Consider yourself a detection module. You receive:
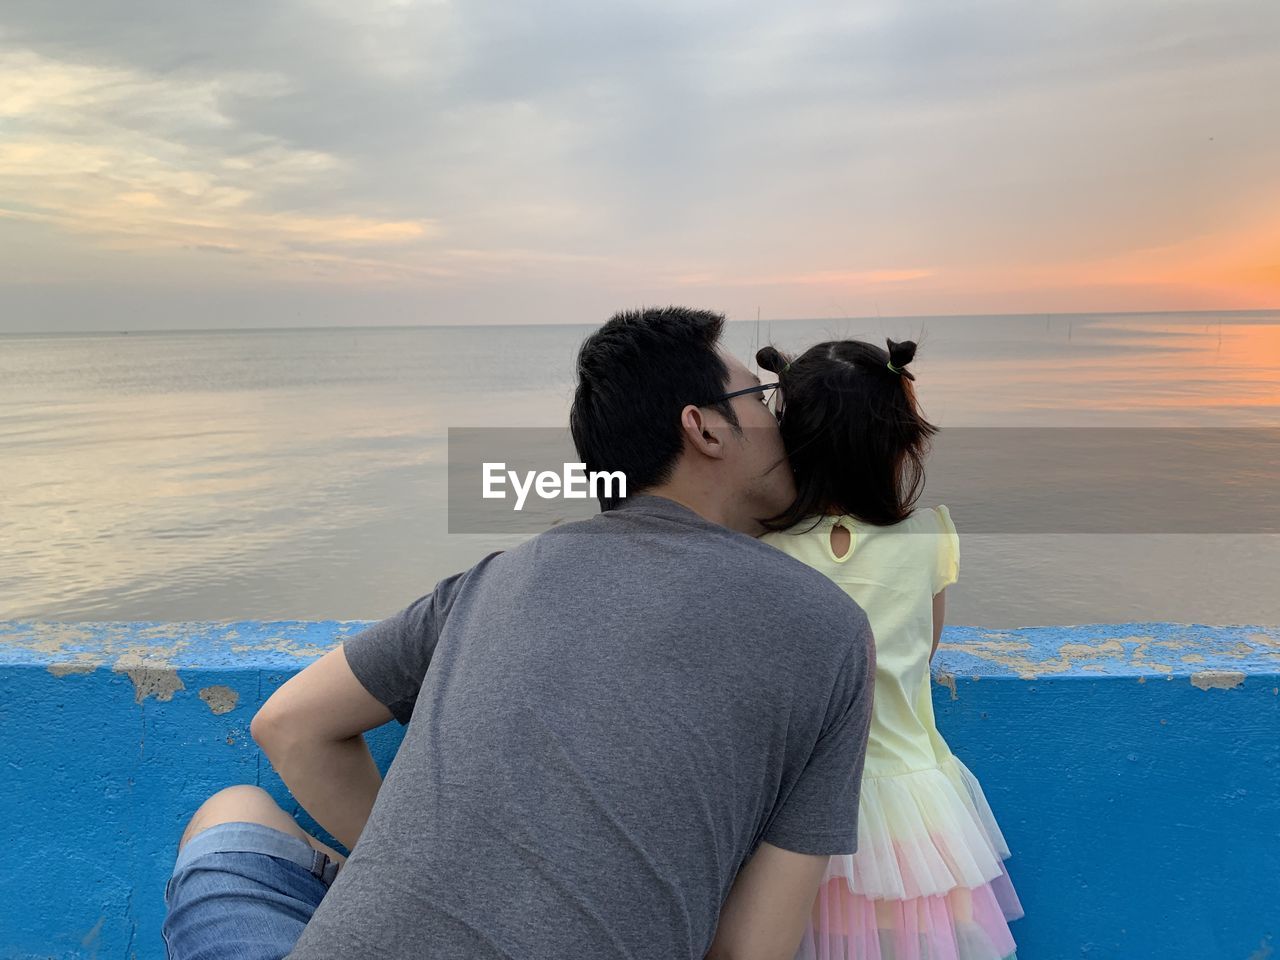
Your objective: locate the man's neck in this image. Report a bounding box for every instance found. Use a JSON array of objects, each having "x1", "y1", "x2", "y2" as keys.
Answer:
[{"x1": 637, "y1": 482, "x2": 760, "y2": 536}]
